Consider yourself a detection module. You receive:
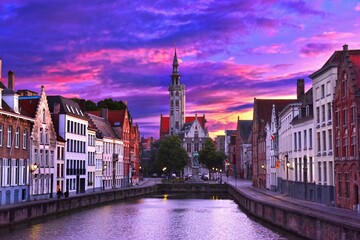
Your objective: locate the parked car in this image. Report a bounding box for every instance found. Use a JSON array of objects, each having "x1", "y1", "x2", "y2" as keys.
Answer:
[{"x1": 201, "y1": 174, "x2": 209, "y2": 181}]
